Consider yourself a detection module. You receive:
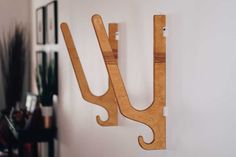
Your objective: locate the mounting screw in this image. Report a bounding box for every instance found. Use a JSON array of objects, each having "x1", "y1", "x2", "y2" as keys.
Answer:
[
  {"x1": 163, "y1": 106, "x2": 168, "y2": 117},
  {"x1": 163, "y1": 26, "x2": 168, "y2": 37},
  {"x1": 115, "y1": 32, "x2": 119, "y2": 40}
]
